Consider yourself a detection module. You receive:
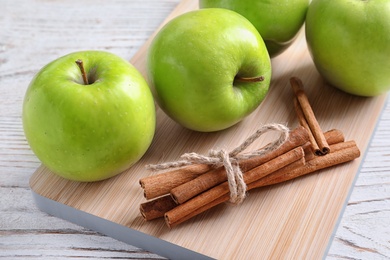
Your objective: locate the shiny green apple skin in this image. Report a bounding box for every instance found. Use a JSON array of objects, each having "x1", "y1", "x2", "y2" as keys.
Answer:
[
  {"x1": 199, "y1": 0, "x2": 309, "y2": 57},
  {"x1": 22, "y1": 51, "x2": 156, "y2": 182},
  {"x1": 306, "y1": 0, "x2": 390, "y2": 96},
  {"x1": 147, "y1": 8, "x2": 271, "y2": 132}
]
